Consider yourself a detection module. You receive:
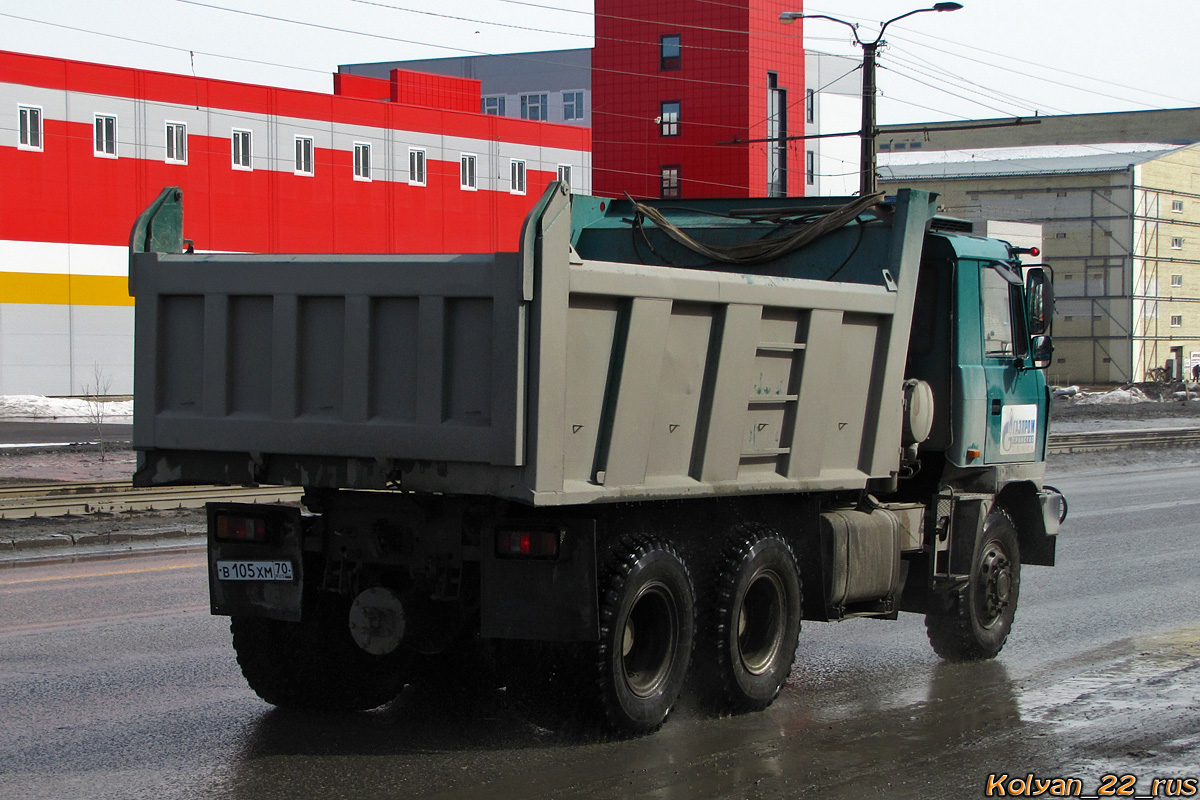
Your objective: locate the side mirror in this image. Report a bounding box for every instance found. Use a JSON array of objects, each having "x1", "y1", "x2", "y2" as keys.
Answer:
[
  {"x1": 1025, "y1": 266, "x2": 1054, "y2": 336},
  {"x1": 1028, "y1": 334, "x2": 1053, "y2": 370}
]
